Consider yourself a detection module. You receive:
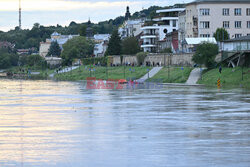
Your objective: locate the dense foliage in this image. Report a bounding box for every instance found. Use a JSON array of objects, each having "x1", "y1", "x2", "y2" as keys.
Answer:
[
  {"x1": 192, "y1": 43, "x2": 219, "y2": 69},
  {"x1": 0, "y1": 49, "x2": 18, "y2": 69},
  {"x1": 122, "y1": 37, "x2": 141, "y2": 55},
  {"x1": 106, "y1": 29, "x2": 122, "y2": 55},
  {"x1": 61, "y1": 36, "x2": 94, "y2": 65},
  {"x1": 47, "y1": 41, "x2": 61, "y2": 57},
  {"x1": 213, "y1": 28, "x2": 229, "y2": 41}
]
